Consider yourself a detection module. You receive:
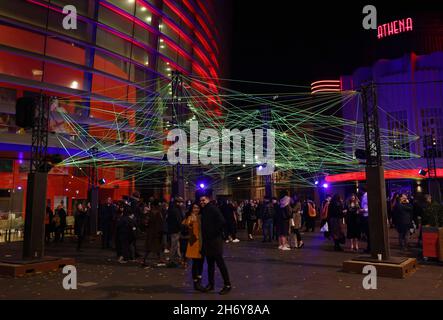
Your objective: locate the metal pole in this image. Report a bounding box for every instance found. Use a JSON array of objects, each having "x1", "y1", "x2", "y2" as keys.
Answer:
[
  {"x1": 361, "y1": 83, "x2": 391, "y2": 260},
  {"x1": 171, "y1": 71, "x2": 185, "y2": 198},
  {"x1": 23, "y1": 95, "x2": 50, "y2": 260}
]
